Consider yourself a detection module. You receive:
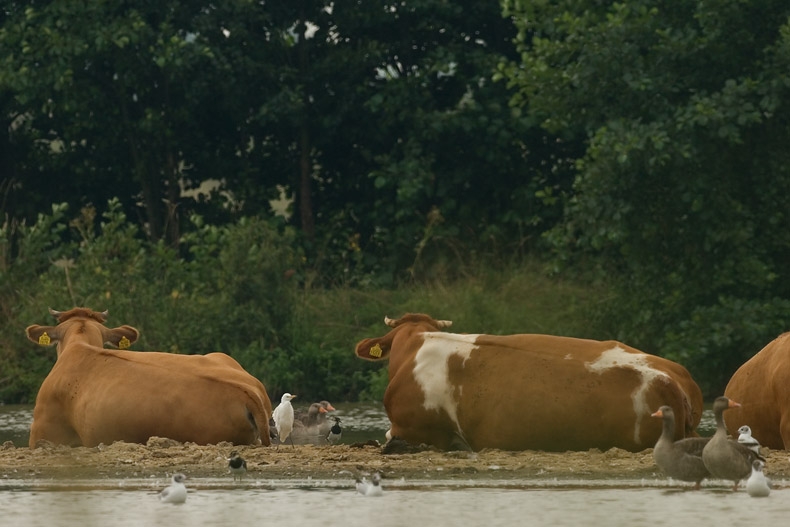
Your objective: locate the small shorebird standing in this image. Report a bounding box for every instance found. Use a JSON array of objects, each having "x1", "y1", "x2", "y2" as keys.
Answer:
[
  {"x1": 228, "y1": 450, "x2": 247, "y2": 481},
  {"x1": 327, "y1": 416, "x2": 343, "y2": 445}
]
